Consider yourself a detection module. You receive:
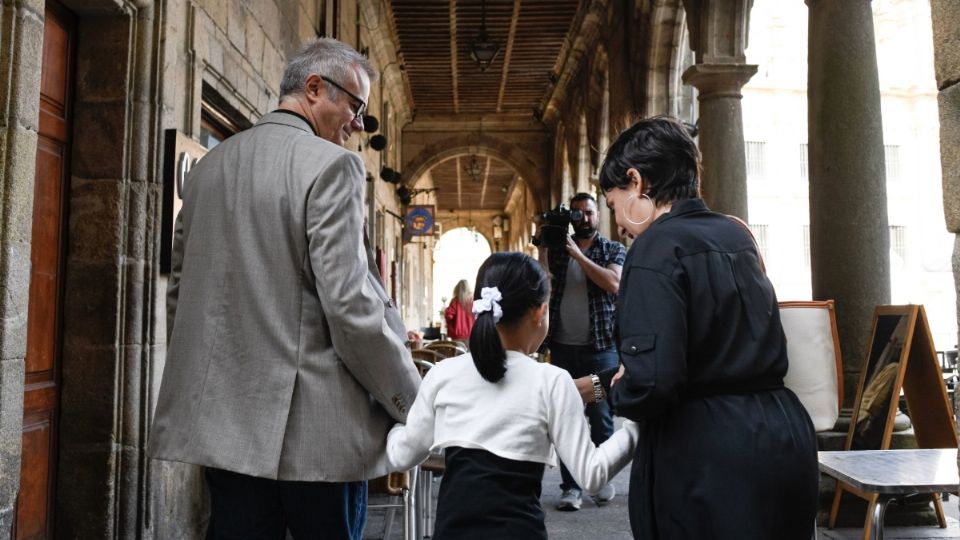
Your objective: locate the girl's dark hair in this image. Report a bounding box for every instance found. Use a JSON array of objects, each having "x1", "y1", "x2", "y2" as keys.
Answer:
[
  {"x1": 598, "y1": 115, "x2": 701, "y2": 205},
  {"x1": 469, "y1": 252, "x2": 550, "y2": 382}
]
